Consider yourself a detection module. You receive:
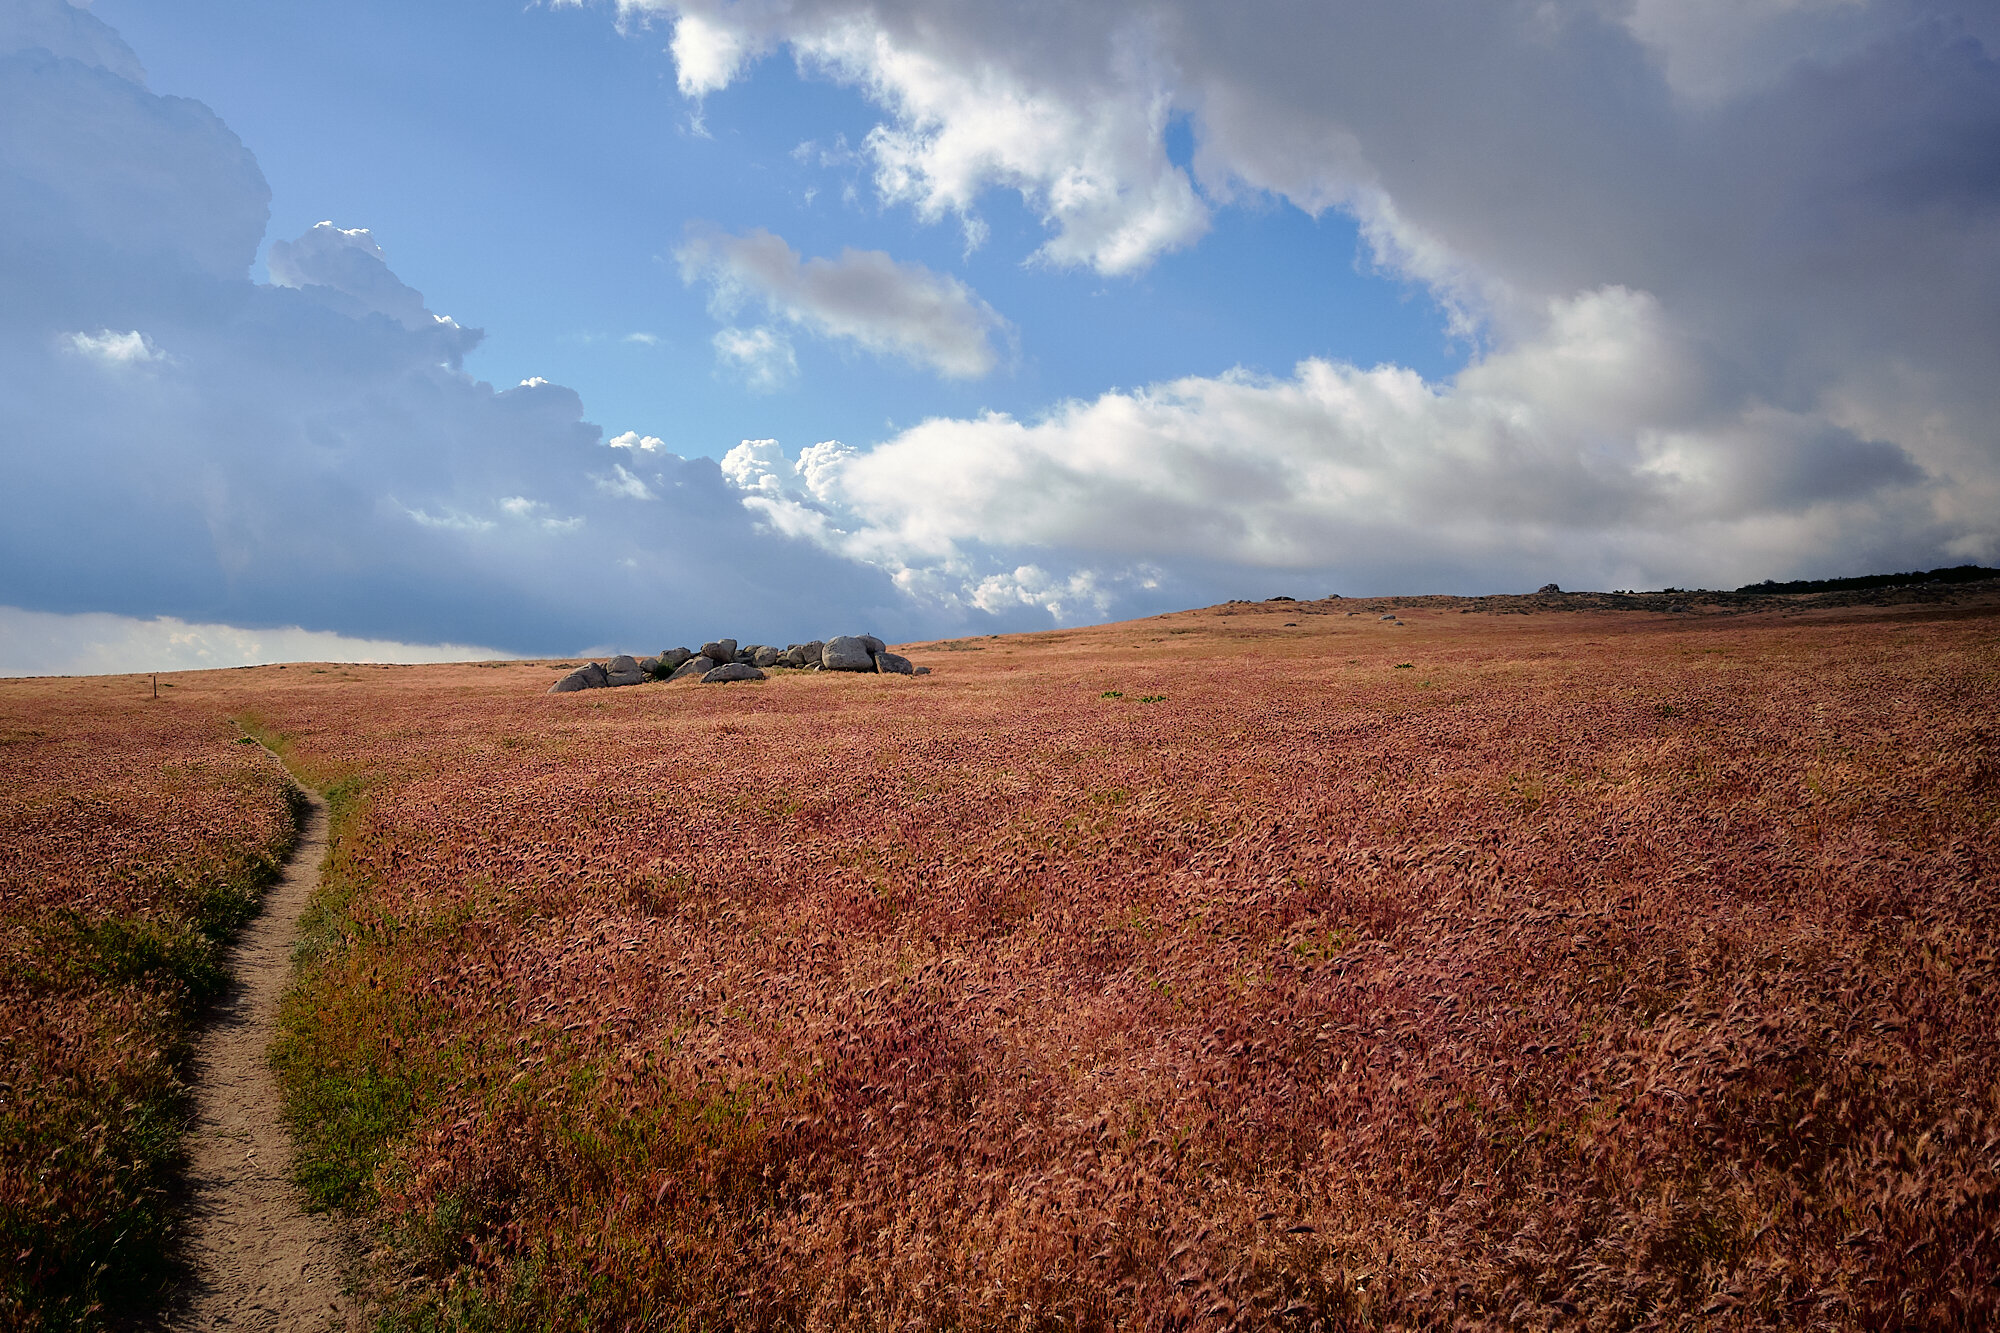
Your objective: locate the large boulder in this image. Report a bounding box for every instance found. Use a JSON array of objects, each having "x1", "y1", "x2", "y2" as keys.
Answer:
[
  {"x1": 874, "y1": 651, "x2": 915, "y2": 675},
  {"x1": 658, "y1": 647, "x2": 693, "y2": 672},
  {"x1": 700, "y1": 639, "x2": 737, "y2": 664},
  {"x1": 547, "y1": 662, "x2": 609, "y2": 693},
  {"x1": 605, "y1": 654, "x2": 647, "y2": 687},
  {"x1": 821, "y1": 636, "x2": 875, "y2": 672},
  {"x1": 637, "y1": 655, "x2": 661, "y2": 676},
  {"x1": 859, "y1": 634, "x2": 886, "y2": 655},
  {"x1": 702, "y1": 663, "x2": 767, "y2": 683},
  {"x1": 668, "y1": 655, "x2": 715, "y2": 681},
  {"x1": 748, "y1": 645, "x2": 780, "y2": 667}
]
